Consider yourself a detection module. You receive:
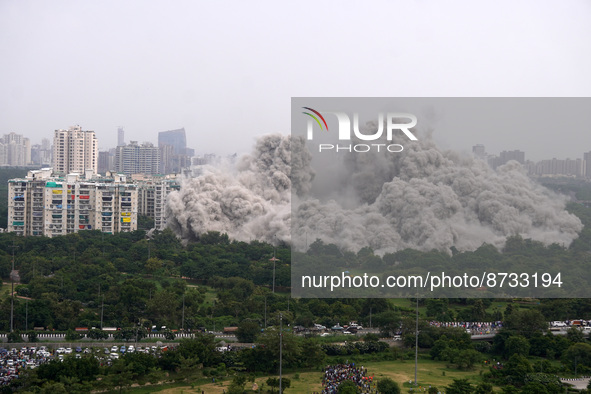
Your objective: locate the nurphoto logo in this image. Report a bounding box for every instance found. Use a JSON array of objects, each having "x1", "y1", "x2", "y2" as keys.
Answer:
[{"x1": 302, "y1": 107, "x2": 418, "y2": 153}]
